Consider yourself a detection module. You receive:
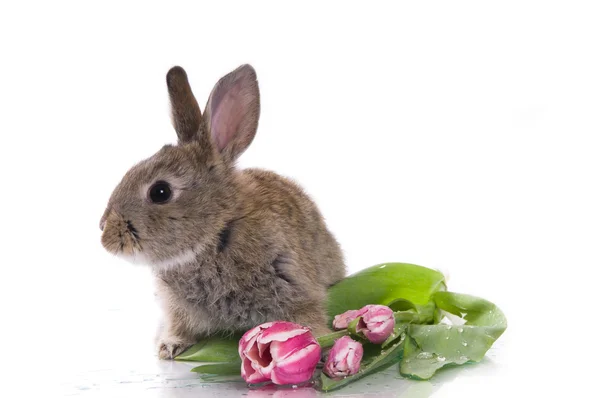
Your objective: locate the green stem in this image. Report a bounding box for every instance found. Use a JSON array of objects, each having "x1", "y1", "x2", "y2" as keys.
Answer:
[
  {"x1": 316, "y1": 330, "x2": 349, "y2": 348},
  {"x1": 394, "y1": 310, "x2": 421, "y2": 323}
]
